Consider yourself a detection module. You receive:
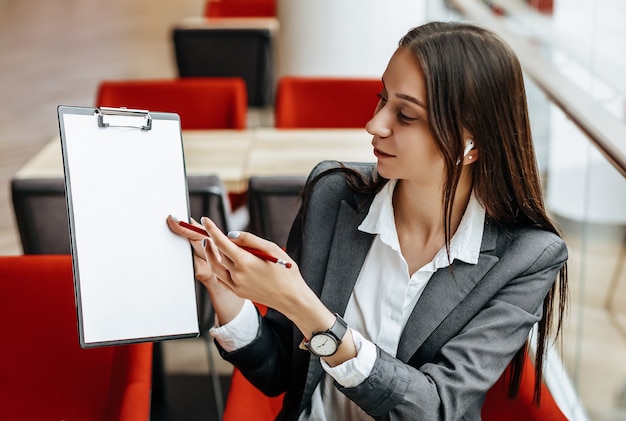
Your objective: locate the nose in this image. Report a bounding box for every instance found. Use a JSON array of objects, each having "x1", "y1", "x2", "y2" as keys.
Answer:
[{"x1": 366, "y1": 106, "x2": 391, "y2": 138}]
